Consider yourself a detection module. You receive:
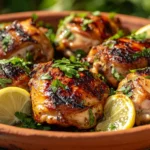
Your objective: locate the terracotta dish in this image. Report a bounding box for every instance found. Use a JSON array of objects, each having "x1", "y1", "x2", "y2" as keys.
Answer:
[{"x1": 0, "y1": 11, "x2": 150, "y2": 150}]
